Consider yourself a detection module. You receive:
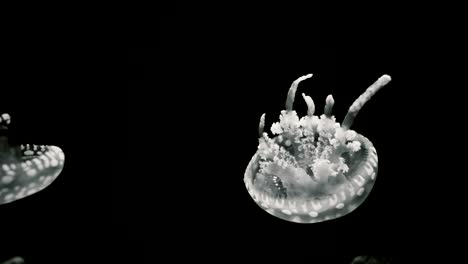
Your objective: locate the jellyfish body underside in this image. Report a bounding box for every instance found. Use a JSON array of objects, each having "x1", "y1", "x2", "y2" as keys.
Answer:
[
  {"x1": 244, "y1": 134, "x2": 378, "y2": 223},
  {"x1": 0, "y1": 113, "x2": 65, "y2": 205}
]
